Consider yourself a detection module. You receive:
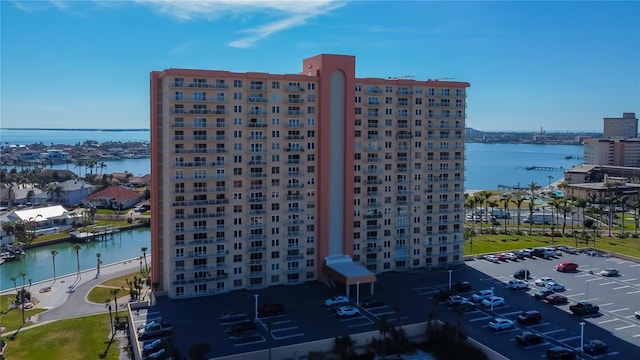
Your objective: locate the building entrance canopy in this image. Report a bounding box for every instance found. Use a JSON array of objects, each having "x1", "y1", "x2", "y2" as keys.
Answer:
[{"x1": 324, "y1": 255, "x2": 376, "y2": 286}]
